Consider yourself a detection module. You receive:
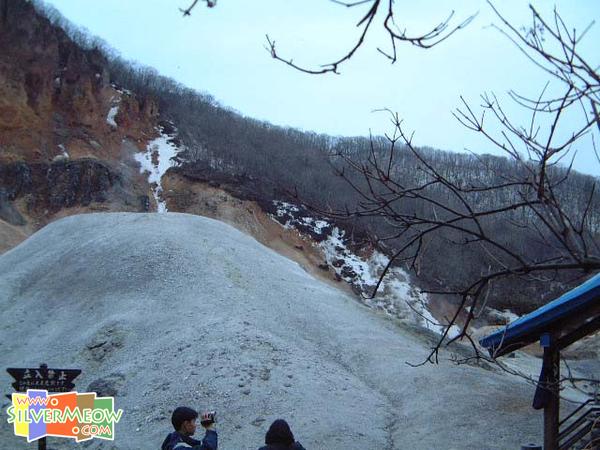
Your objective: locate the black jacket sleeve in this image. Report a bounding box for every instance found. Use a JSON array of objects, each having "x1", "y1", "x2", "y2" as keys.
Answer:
[
  {"x1": 166, "y1": 430, "x2": 218, "y2": 450},
  {"x1": 191, "y1": 429, "x2": 218, "y2": 450}
]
